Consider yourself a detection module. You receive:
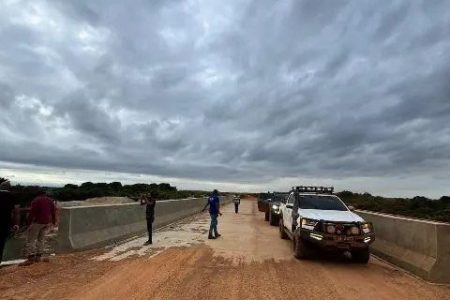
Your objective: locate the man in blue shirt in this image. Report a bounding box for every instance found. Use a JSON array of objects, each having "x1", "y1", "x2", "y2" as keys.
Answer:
[{"x1": 202, "y1": 189, "x2": 222, "y2": 239}]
